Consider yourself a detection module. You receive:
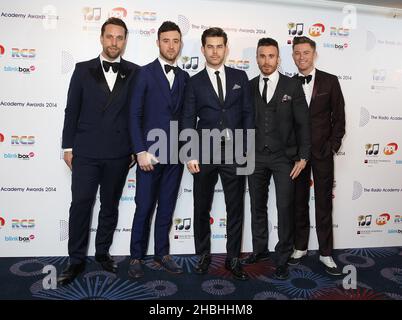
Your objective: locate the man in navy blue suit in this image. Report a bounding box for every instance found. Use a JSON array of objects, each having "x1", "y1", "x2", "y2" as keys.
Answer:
[
  {"x1": 58, "y1": 18, "x2": 139, "y2": 285},
  {"x1": 128, "y1": 21, "x2": 189, "y2": 278},
  {"x1": 182, "y1": 27, "x2": 254, "y2": 281}
]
